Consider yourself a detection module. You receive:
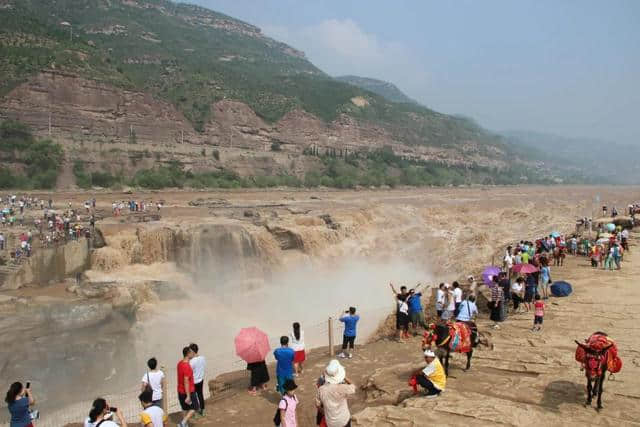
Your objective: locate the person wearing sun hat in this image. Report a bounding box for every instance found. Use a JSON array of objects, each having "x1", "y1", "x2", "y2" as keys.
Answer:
[
  {"x1": 416, "y1": 349, "x2": 446, "y2": 398},
  {"x1": 315, "y1": 360, "x2": 356, "y2": 427}
]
